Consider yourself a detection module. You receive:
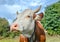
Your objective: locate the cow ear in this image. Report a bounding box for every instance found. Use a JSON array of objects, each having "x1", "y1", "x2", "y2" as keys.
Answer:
[
  {"x1": 33, "y1": 13, "x2": 44, "y2": 21},
  {"x1": 38, "y1": 12, "x2": 44, "y2": 19},
  {"x1": 33, "y1": 14, "x2": 36, "y2": 19}
]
